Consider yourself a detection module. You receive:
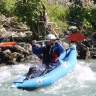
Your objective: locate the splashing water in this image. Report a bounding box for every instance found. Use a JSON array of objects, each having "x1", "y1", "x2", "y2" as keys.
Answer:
[{"x1": 0, "y1": 60, "x2": 96, "y2": 96}]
